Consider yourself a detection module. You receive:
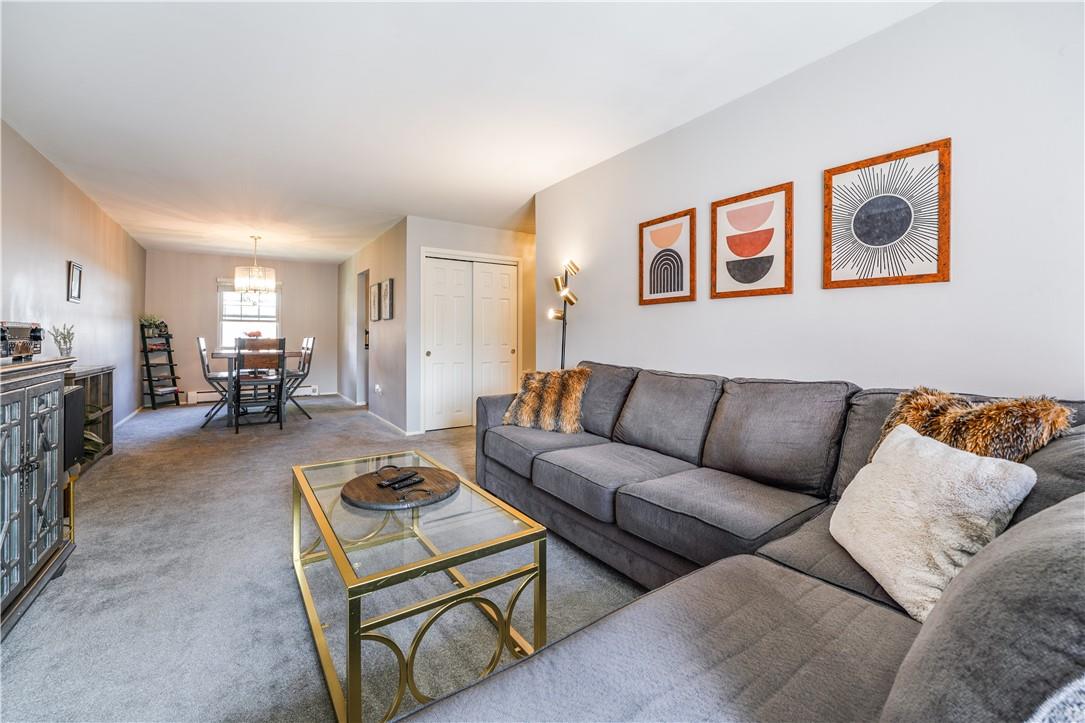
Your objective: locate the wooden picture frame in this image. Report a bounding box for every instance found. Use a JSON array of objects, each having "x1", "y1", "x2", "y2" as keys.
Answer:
[
  {"x1": 369, "y1": 283, "x2": 380, "y2": 322},
  {"x1": 711, "y1": 182, "x2": 793, "y2": 299},
  {"x1": 66, "y1": 261, "x2": 82, "y2": 303},
  {"x1": 823, "y1": 138, "x2": 951, "y2": 289},
  {"x1": 638, "y1": 208, "x2": 696, "y2": 305}
]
